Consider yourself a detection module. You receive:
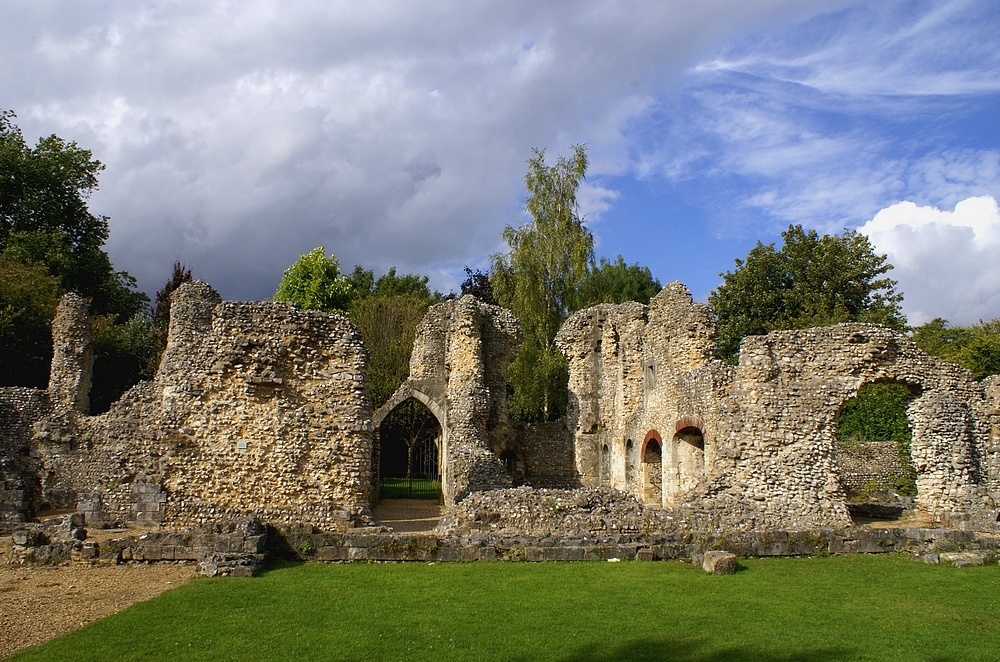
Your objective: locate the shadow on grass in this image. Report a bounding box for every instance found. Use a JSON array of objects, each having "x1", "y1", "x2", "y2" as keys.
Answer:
[{"x1": 554, "y1": 637, "x2": 849, "y2": 662}]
